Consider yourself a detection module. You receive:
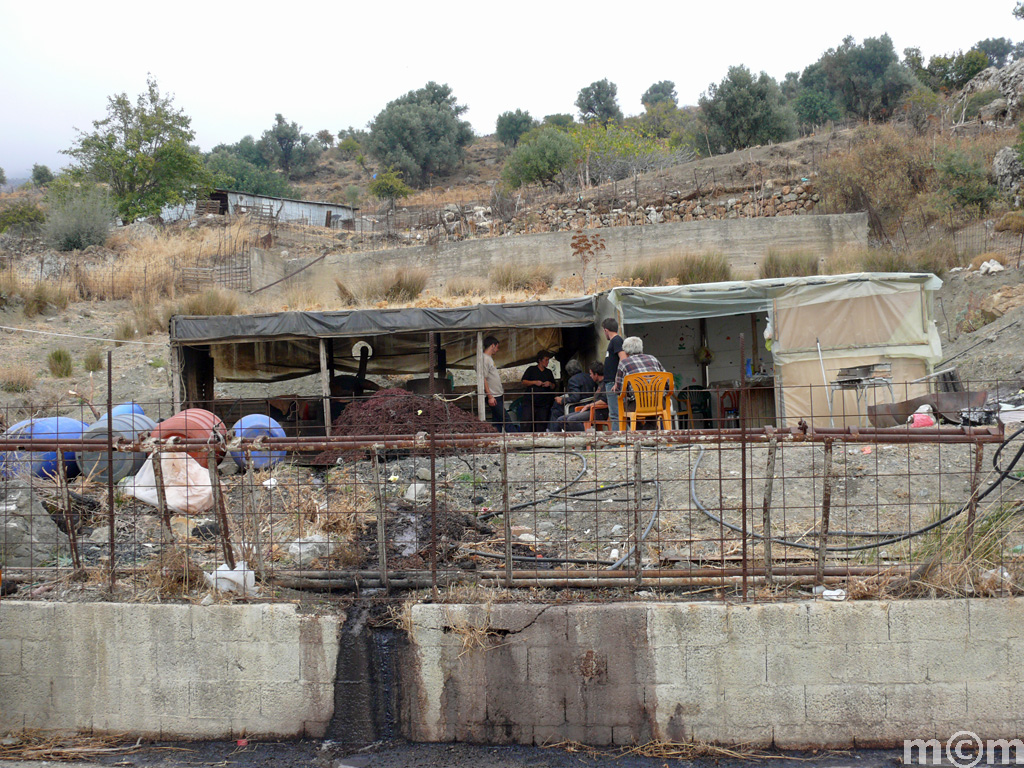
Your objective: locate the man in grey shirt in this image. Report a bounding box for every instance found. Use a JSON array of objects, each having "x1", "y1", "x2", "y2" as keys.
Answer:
[{"x1": 481, "y1": 336, "x2": 509, "y2": 431}]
